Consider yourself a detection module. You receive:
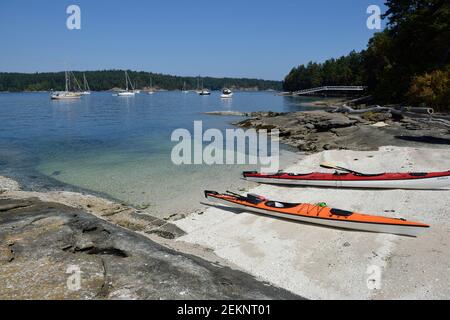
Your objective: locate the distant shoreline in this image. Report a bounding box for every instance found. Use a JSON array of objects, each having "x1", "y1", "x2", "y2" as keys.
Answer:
[
  {"x1": 0, "y1": 89, "x2": 282, "y2": 94},
  {"x1": 0, "y1": 70, "x2": 283, "y2": 92}
]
